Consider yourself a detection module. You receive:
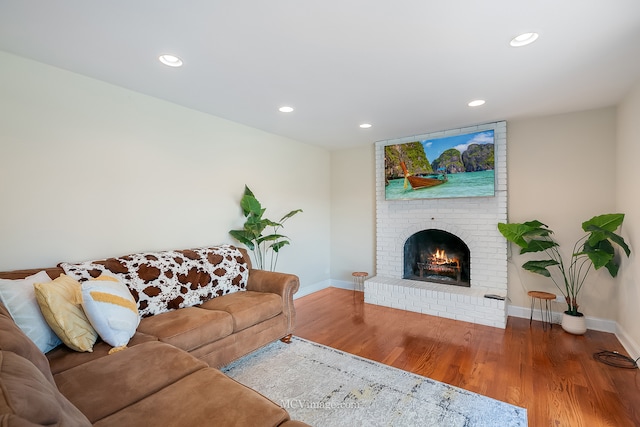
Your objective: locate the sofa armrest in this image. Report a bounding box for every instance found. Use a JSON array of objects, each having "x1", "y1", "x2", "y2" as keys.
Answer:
[{"x1": 246, "y1": 270, "x2": 299, "y2": 336}]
